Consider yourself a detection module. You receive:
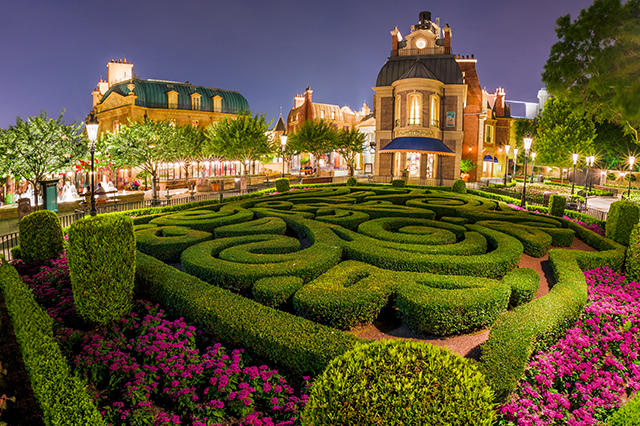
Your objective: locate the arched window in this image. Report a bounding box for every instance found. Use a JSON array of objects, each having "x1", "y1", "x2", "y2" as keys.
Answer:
[
  {"x1": 395, "y1": 95, "x2": 401, "y2": 127},
  {"x1": 408, "y1": 93, "x2": 421, "y2": 126},
  {"x1": 430, "y1": 95, "x2": 439, "y2": 127}
]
